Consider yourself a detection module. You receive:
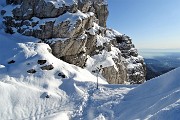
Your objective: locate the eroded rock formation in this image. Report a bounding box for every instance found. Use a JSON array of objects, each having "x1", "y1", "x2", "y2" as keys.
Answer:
[{"x1": 1, "y1": 0, "x2": 146, "y2": 84}]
